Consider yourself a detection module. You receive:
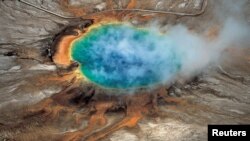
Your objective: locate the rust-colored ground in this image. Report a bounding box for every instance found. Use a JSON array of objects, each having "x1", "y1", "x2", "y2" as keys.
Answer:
[{"x1": 53, "y1": 34, "x2": 81, "y2": 67}]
